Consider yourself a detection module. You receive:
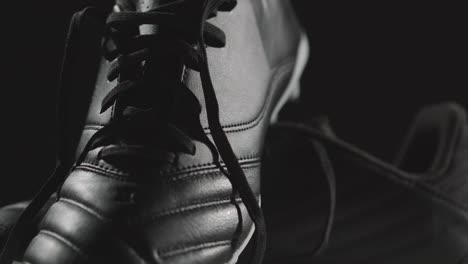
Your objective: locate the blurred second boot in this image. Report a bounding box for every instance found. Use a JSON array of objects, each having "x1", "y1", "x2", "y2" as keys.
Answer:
[{"x1": 241, "y1": 102, "x2": 468, "y2": 264}]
